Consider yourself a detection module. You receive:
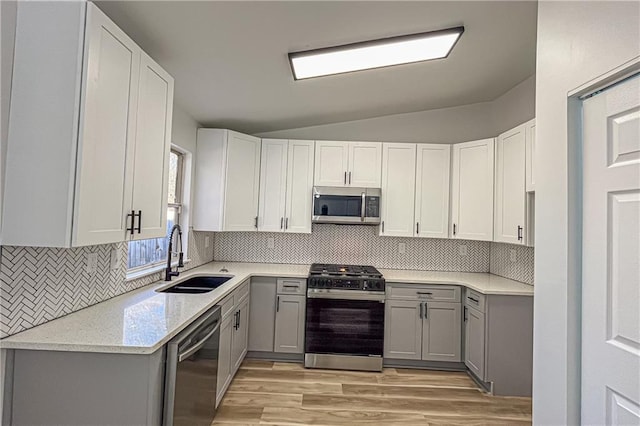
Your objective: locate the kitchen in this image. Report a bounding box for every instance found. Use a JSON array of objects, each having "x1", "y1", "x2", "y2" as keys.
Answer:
[{"x1": 1, "y1": 1, "x2": 639, "y2": 426}]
